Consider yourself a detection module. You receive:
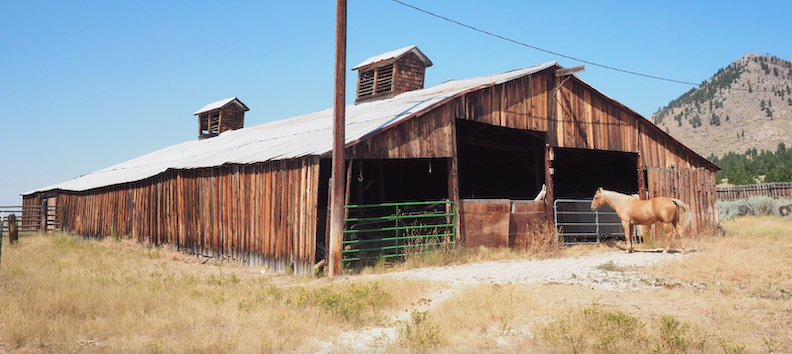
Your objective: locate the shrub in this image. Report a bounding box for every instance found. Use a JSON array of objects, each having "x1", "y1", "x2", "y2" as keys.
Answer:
[
  {"x1": 295, "y1": 281, "x2": 391, "y2": 324},
  {"x1": 717, "y1": 196, "x2": 786, "y2": 221},
  {"x1": 396, "y1": 310, "x2": 444, "y2": 351}
]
